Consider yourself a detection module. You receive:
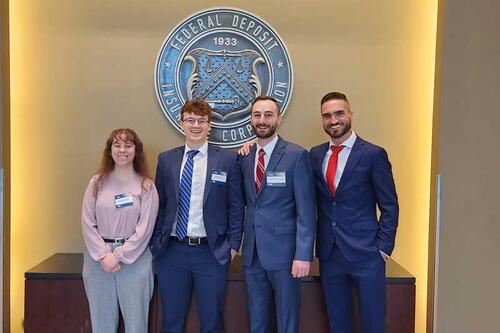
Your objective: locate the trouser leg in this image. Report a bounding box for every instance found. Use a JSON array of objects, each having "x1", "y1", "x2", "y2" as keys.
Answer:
[
  {"x1": 244, "y1": 249, "x2": 273, "y2": 333},
  {"x1": 155, "y1": 241, "x2": 193, "y2": 333},
  {"x1": 268, "y1": 269, "x2": 301, "y2": 333},
  {"x1": 116, "y1": 248, "x2": 154, "y2": 333},
  {"x1": 352, "y1": 253, "x2": 387, "y2": 333},
  {"x1": 319, "y1": 247, "x2": 355, "y2": 333},
  {"x1": 83, "y1": 250, "x2": 120, "y2": 333},
  {"x1": 192, "y1": 244, "x2": 228, "y2": 333}
]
